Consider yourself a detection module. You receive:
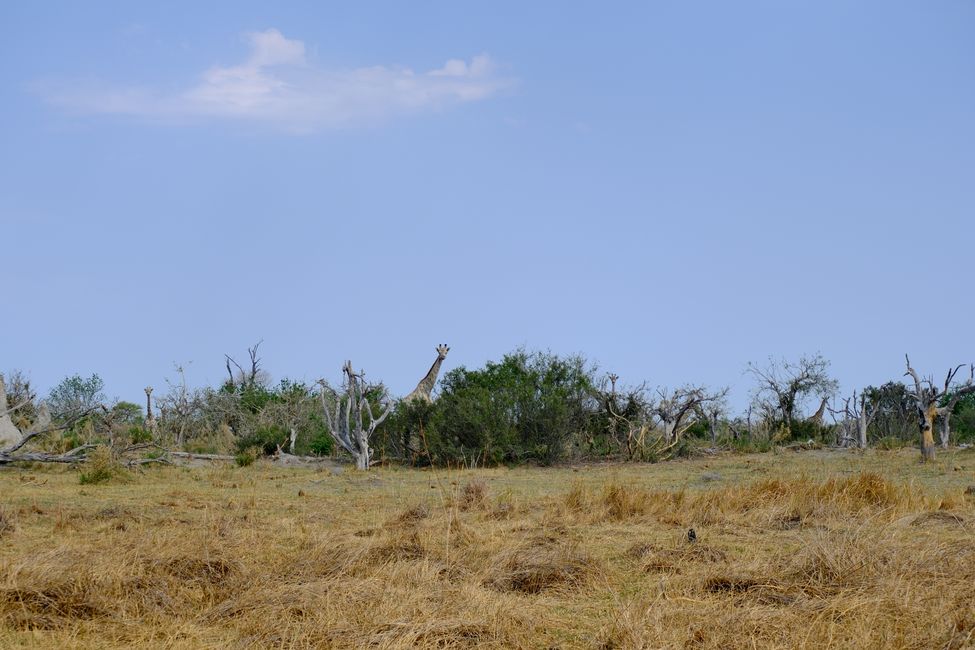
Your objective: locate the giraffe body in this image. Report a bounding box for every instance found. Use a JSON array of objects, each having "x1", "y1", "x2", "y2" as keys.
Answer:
[
  {"x1": 404, "y1": 344, "x2": 450, "y2": 403},
  {"x1": 806, "y1": 396, "x2": 829, "y2": 426}
]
